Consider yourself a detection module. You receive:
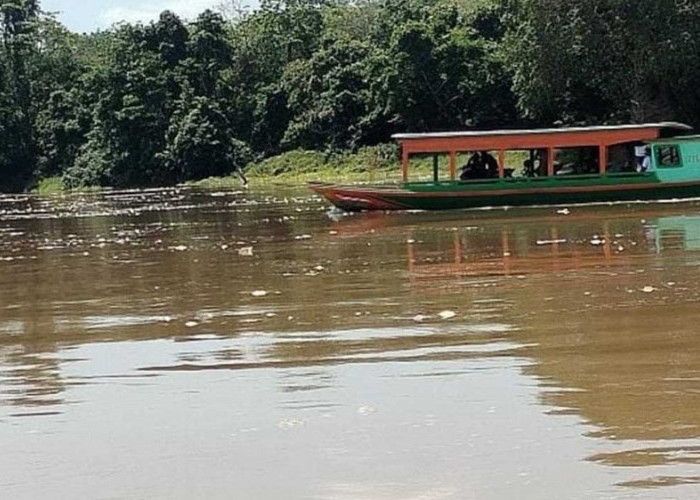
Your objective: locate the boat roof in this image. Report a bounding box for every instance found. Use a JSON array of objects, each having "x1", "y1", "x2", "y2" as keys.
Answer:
[
  {"x1": 651, "y1": 133, "x2": 700, "y2": 143},
  {"x1": 393, "y1": 123, "x2": 693, "y2": 154},
  {"x1": 392, "y1": 122, "x2": 692, "y2": 140}
]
